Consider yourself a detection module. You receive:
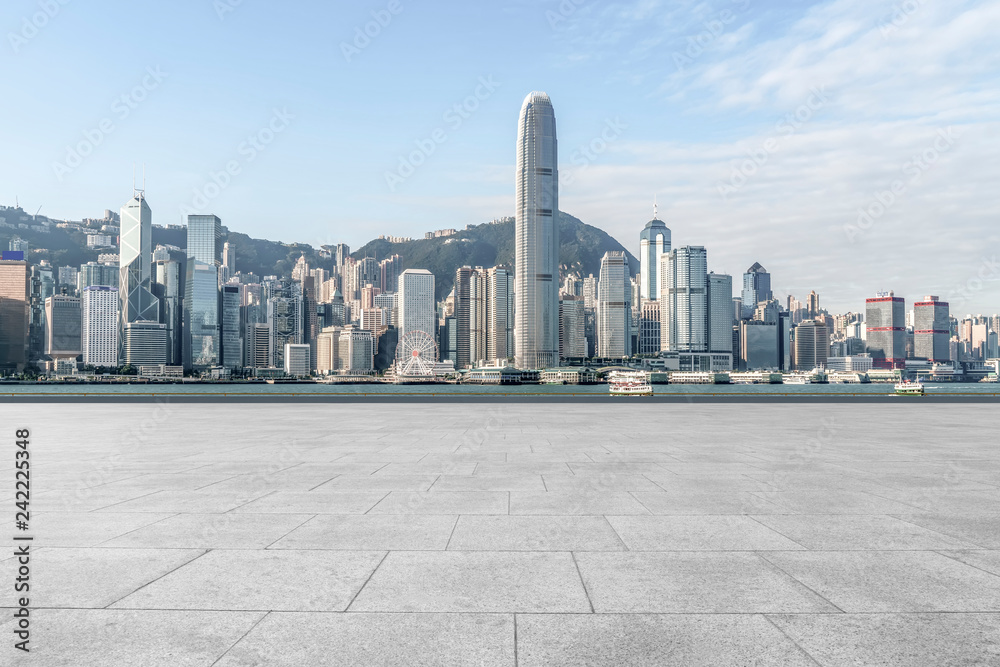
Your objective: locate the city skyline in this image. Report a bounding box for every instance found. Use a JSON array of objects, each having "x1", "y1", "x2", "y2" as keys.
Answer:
[{"x1": 2, "y1": 1, "x2": 997, "y2": 314}]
